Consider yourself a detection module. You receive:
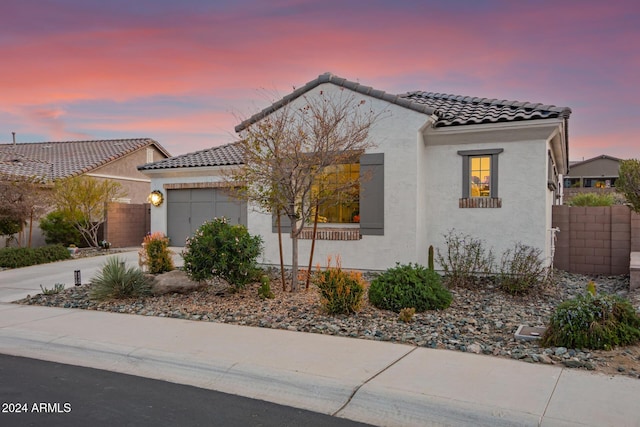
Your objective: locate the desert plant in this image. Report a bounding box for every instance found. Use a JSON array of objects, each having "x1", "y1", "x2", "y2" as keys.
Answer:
[
  {"x1": 258, "y1": 275, "x2": 275, "y2": 299},
  {"x1": 182, "y1": 218, "x2": 263, "y2": 290},
  {"x1": 313, "y1": 256, "x2": 365, "y2": 315},
  {"x1": 497, "y1": 243, "x2": 550, "y2": 295},
  {"x1": 541, "y1": 292, "x2": 640, "y2": 350},
  {"x1": 568, "y1": 192, "x2": 614, "y2": 207},
  {"x1": 399, "y1": 307, "x2": 416, "y2": 323},
  {"x1": 368, "y1": 263, "x2": 452, "y2": 313},
  {"x1": 436, "y1": 230, "x2": 494, "y2": 288},
  {"x1": 39, "y1": 210, "x2": 86, "y2": 247},
  {"x1": 89, "y1": 256, "x2": 151, "y2": 300},
  {"x1": 40, "y1": 283, "x2": 65, "y2": 295},
  {"x1": 139, "y1": 232, "x2": 174, "y2": 274},
  {"x1": 616, "y1": 158, "x2": 640, "y2": 213},
  {"x1": 0, "y1": 245, "x2": 71, "y2": 268}
]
